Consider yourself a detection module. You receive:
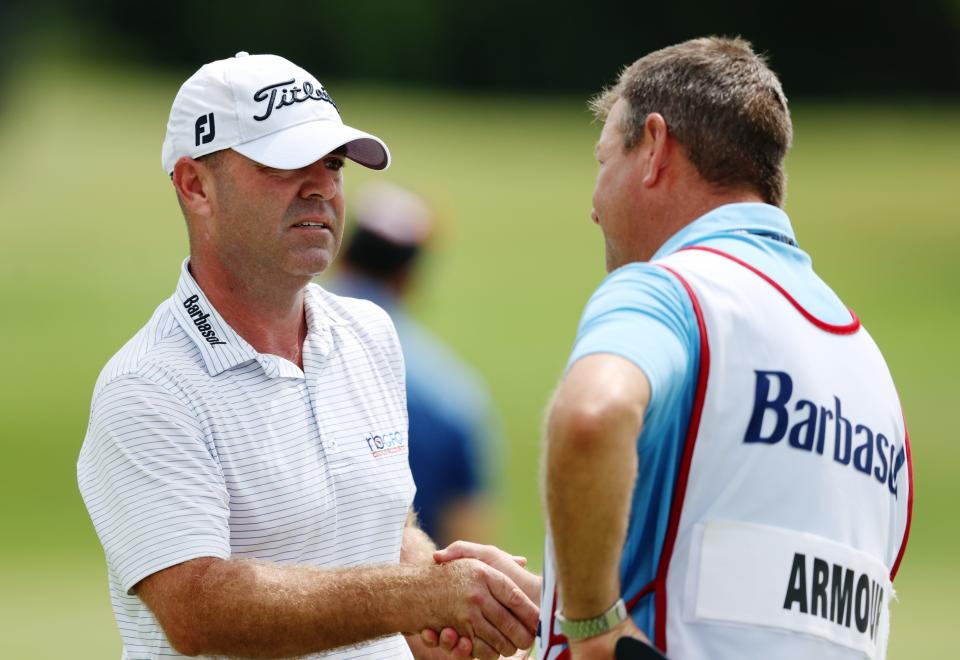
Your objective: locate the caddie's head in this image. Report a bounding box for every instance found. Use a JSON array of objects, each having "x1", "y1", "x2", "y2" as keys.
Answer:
[
  {"x1": 590, "y1": 37, "x2": 792, "y2": 271},
  {"x1": 161, "y1": 52, "x2": 391, "y2": 284}
]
